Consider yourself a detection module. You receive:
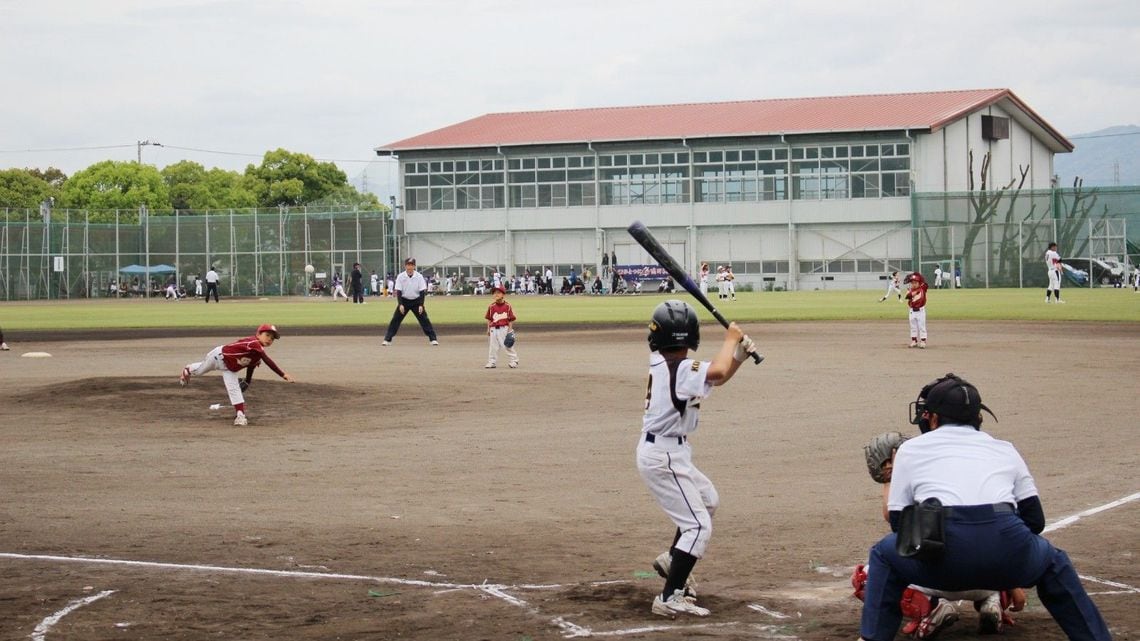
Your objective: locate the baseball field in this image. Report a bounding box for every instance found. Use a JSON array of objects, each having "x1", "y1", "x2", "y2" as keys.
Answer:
[{"x1": 1, "y1": 289, "x2": 1137, "y2": 640}]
